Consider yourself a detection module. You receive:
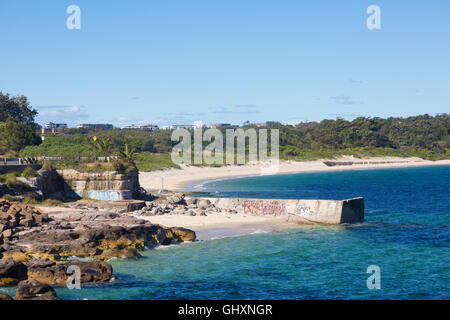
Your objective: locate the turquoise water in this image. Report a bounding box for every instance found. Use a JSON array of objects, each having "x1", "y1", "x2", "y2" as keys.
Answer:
[{"x1": 2, "y1": 166, "x2": 449, "y2": 299}]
